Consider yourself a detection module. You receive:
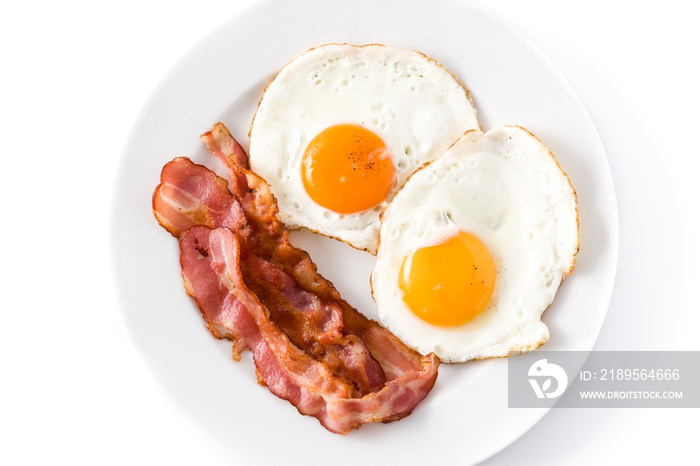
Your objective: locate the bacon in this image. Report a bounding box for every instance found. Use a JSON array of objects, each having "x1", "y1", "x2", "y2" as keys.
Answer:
[
  {"x1": 200, "y1": 122, "x2": 249, "y2": 170},
  {"x1": 180, "y1": 226, "x2": 438, "y2": 433},
  {"x1": 154, "y1": 157, "x2": 387, "y2": 394},
  {"x1": 180, "y1": 226, "x2": 356, "y2": 433},
  {"x1": 200, "y1": 124, "x2": 439, "y2": 382},
  {"x1": 153, "y1": 123, "x2": 440, "y2": 433},
  {"x1": 200, "y1": 123, "x2": 250, "y2": 199},
  {"x1": 240, "y1": 254, "x2": 386, "y2": 394},
  {"x1": 152, "y1": 157, "x2": 248, "y2": 237}
]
